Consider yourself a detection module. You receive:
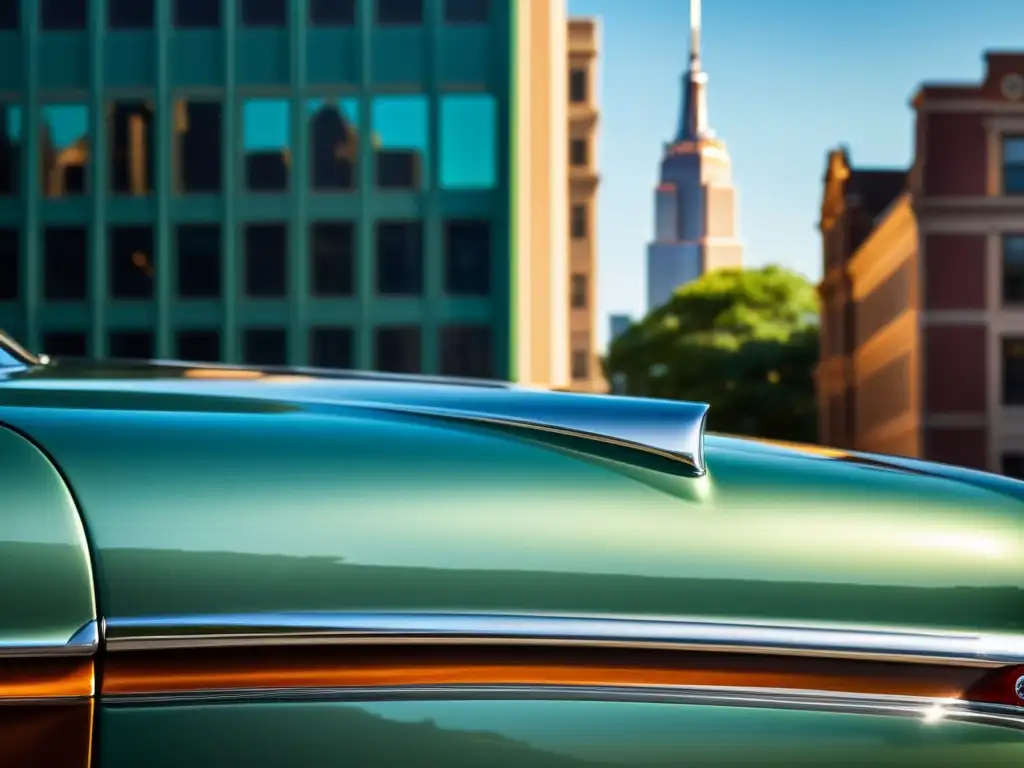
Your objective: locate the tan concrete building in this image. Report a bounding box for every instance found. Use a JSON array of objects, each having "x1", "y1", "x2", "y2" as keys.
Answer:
[
  {"x1": 566, "y1": 16, "x2": 603, "y2": 392},
  {"x1": 815, "y1": 51, "x2": 1024, "y2": 473}
]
